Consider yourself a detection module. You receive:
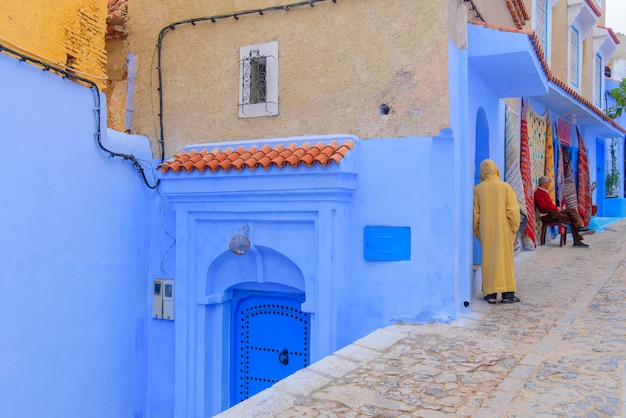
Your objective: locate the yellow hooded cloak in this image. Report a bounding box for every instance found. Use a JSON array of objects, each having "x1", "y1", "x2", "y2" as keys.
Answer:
[{"x1": 473, "y1": 159, "x2": 521, "y2": 295}]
